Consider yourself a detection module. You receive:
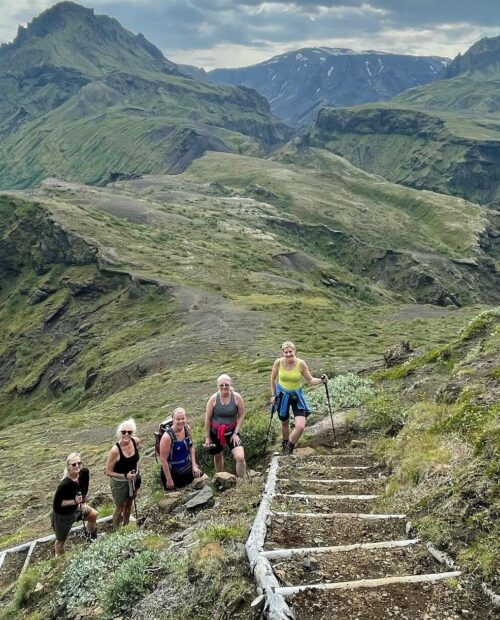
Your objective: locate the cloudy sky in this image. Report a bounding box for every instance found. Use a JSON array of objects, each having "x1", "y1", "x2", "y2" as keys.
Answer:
[{"x1": 1, "y1": 1, "x2": 499, "y2": 68}]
